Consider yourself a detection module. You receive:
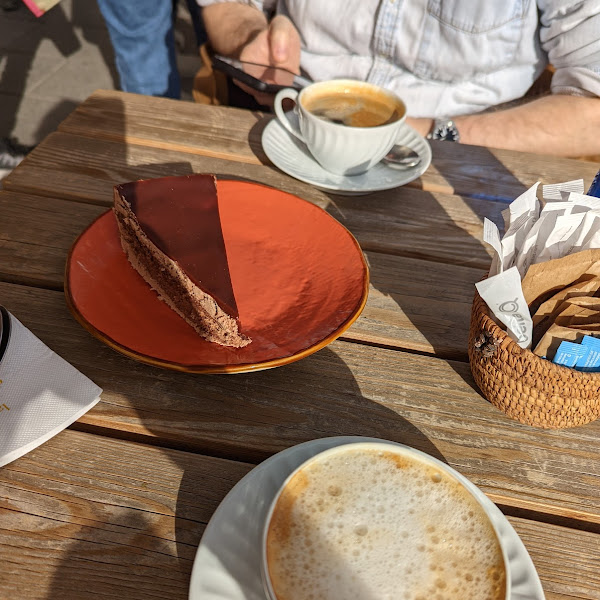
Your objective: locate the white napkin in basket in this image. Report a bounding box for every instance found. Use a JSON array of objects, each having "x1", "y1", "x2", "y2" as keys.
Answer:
[{"x1": 0, "y1": 310, "x2": 102, "y2": 467}]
